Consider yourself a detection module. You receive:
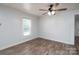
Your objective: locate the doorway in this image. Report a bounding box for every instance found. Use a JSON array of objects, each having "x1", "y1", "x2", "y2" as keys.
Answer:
[{"x1": 75, "y1": 15, "x2": 79, "y2": 54}]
